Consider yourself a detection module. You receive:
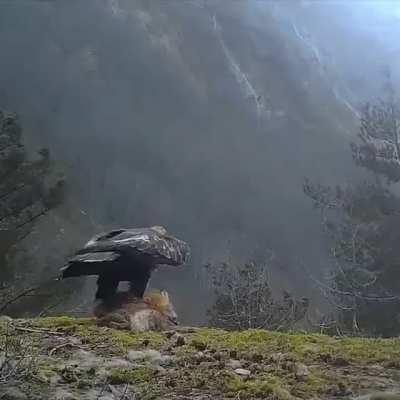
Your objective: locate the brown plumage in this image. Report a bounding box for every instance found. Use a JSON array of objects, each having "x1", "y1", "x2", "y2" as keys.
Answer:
[
  {"x1": 60, "y1": 226, "x2": 190, "y2": 300},
  {"x1": 94, "y1": 290, "x2": 178, "y2": 332}
]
